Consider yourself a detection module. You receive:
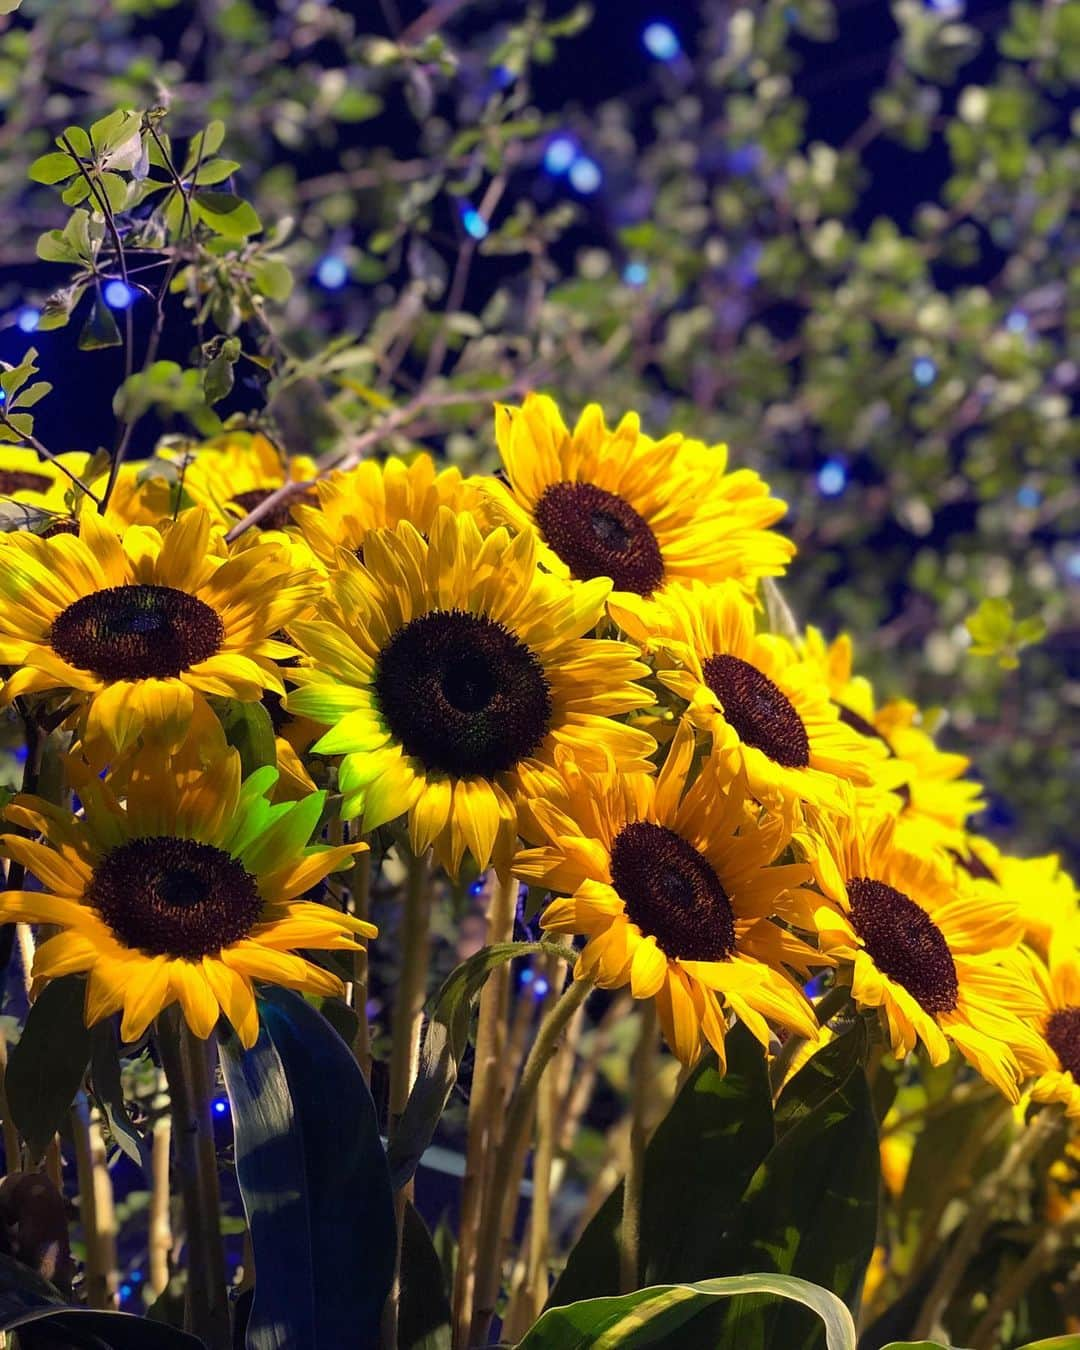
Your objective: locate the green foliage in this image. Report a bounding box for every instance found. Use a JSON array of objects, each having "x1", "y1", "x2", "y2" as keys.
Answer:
[
  {"x1": 4, "y1": 976, "x2": 90, "y2": 1162},
  {"x1": 965, "y1": 597, "x2": 1047, "y2": 668}
]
